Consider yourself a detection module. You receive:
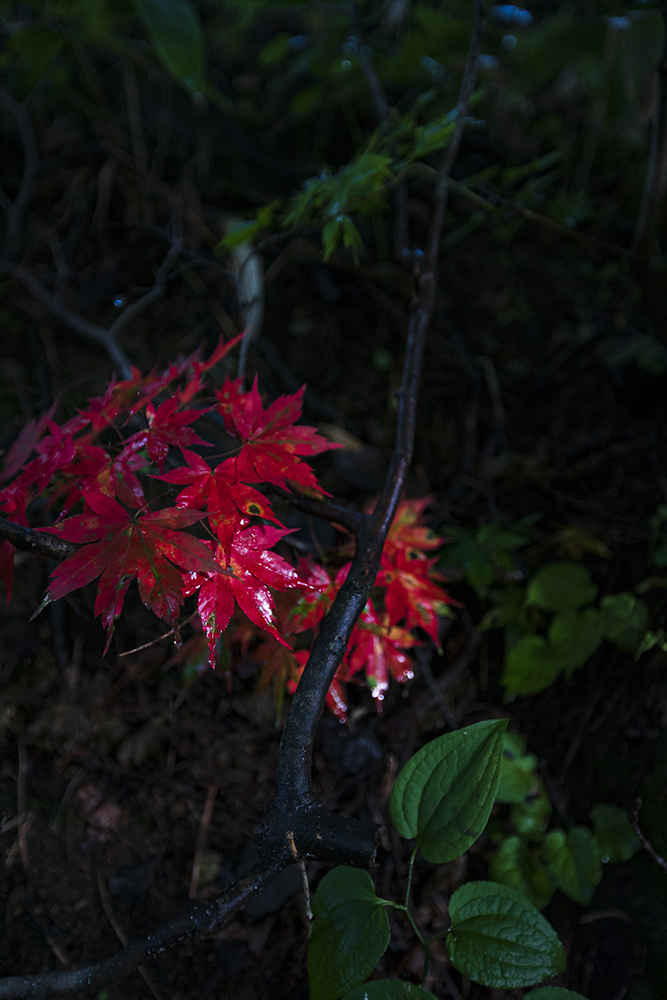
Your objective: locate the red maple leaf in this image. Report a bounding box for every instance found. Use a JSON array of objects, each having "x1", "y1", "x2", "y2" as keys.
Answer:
[
  {"x1": 183, "y1": 524, "x2": 304, "y2": 668},
  {"x1": 382, "y1": 496, "x2": 444, "y2": 560},
  {"x1": 155, "y1": 450, "x2": 280, "y2": 553},
  {"x1": 378, "y1": 547, "x2": 455, "y2": 649},
  {"x1": 39, "y1": 492, "x2": 224, "y2": 651},
  {"x1": 346, "y1": 600, "x2": 418, "y2": 709},
  {"x1": 216, "y1": 375, "x2": 340, "y2": 493},
  {"x1": 0, "y1": 402, "x2": 57, "y2": 484},
  {"x1": 124, "y1": 397, "x2": 212, "y2": 471}
]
